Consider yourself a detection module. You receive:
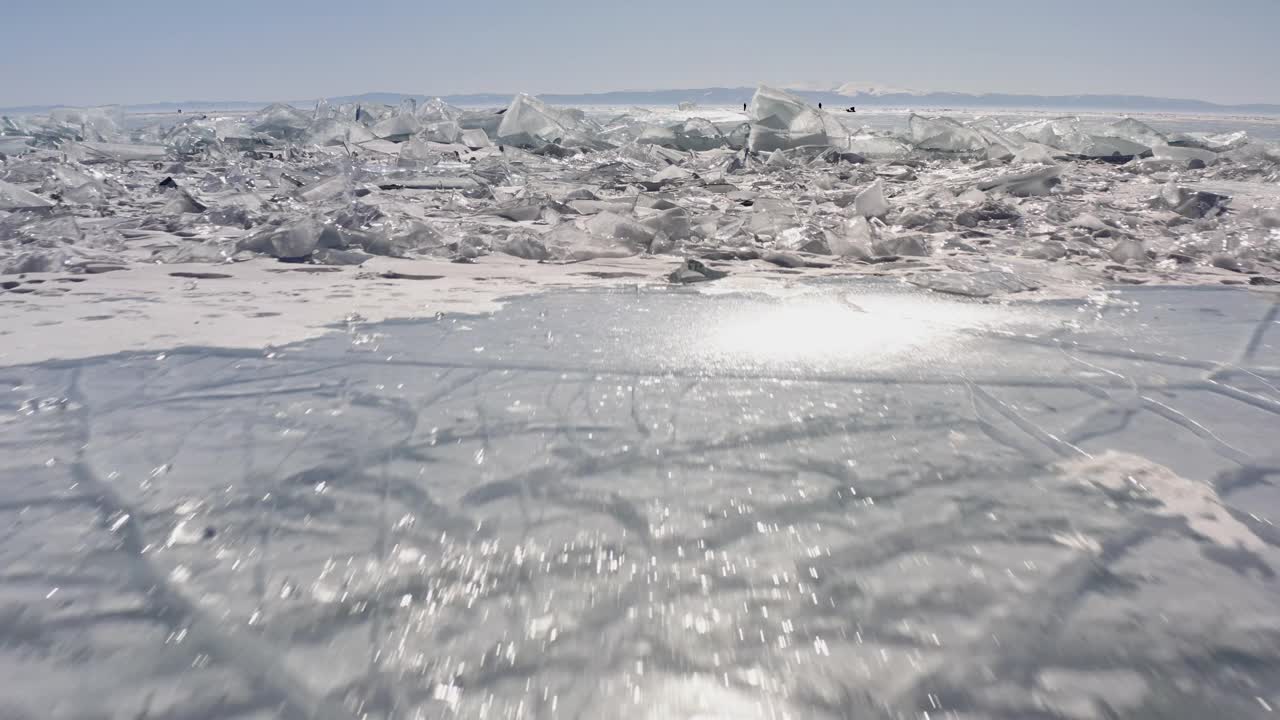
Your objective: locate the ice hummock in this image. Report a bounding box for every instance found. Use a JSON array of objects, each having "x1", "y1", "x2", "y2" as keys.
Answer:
[
  {"x1": 496, "y1": 93, "x2": 606, "y2": 149},
  {"x1": 0, "y1": 179, "x2": 54, "y2": 211},
  {"x1": 909, "y1": 114, "x2": 991, "y2": 153},
  {"x1": 747, "y1": 85, "x2": 848, "y2": 152},
  {"x1": 0, "y1": 94, "x2": 1277, "y2": 283}
]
